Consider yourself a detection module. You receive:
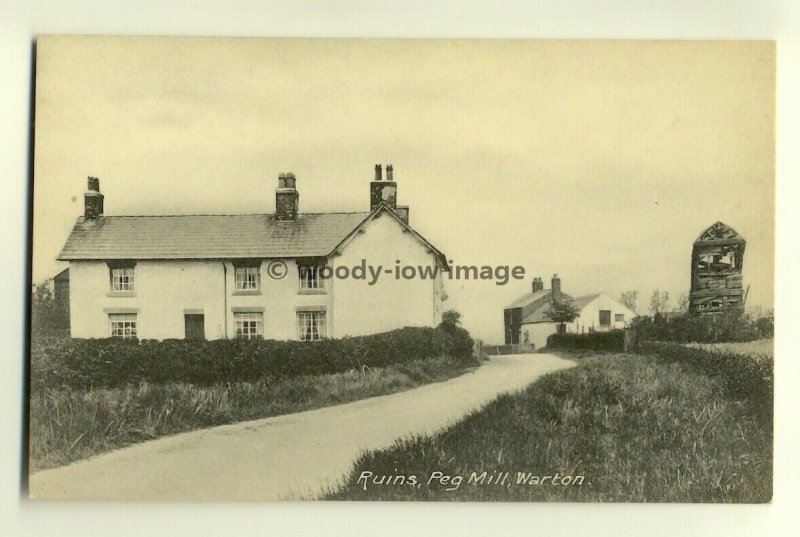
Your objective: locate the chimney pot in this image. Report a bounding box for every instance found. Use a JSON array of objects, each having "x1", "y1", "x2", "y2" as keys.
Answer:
[
  {"x1": 278, "y1": 173, "x2": 287, "y2": 188},
  {"x1": 532, "y1": 277, "x2": 544, "y2": 293},
  {"x1": 370, "y1": 164, "x2": 398, "y2": 211},
  {"x1": 386, "y1": 164, "x2": 394, "y2": 181}
]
